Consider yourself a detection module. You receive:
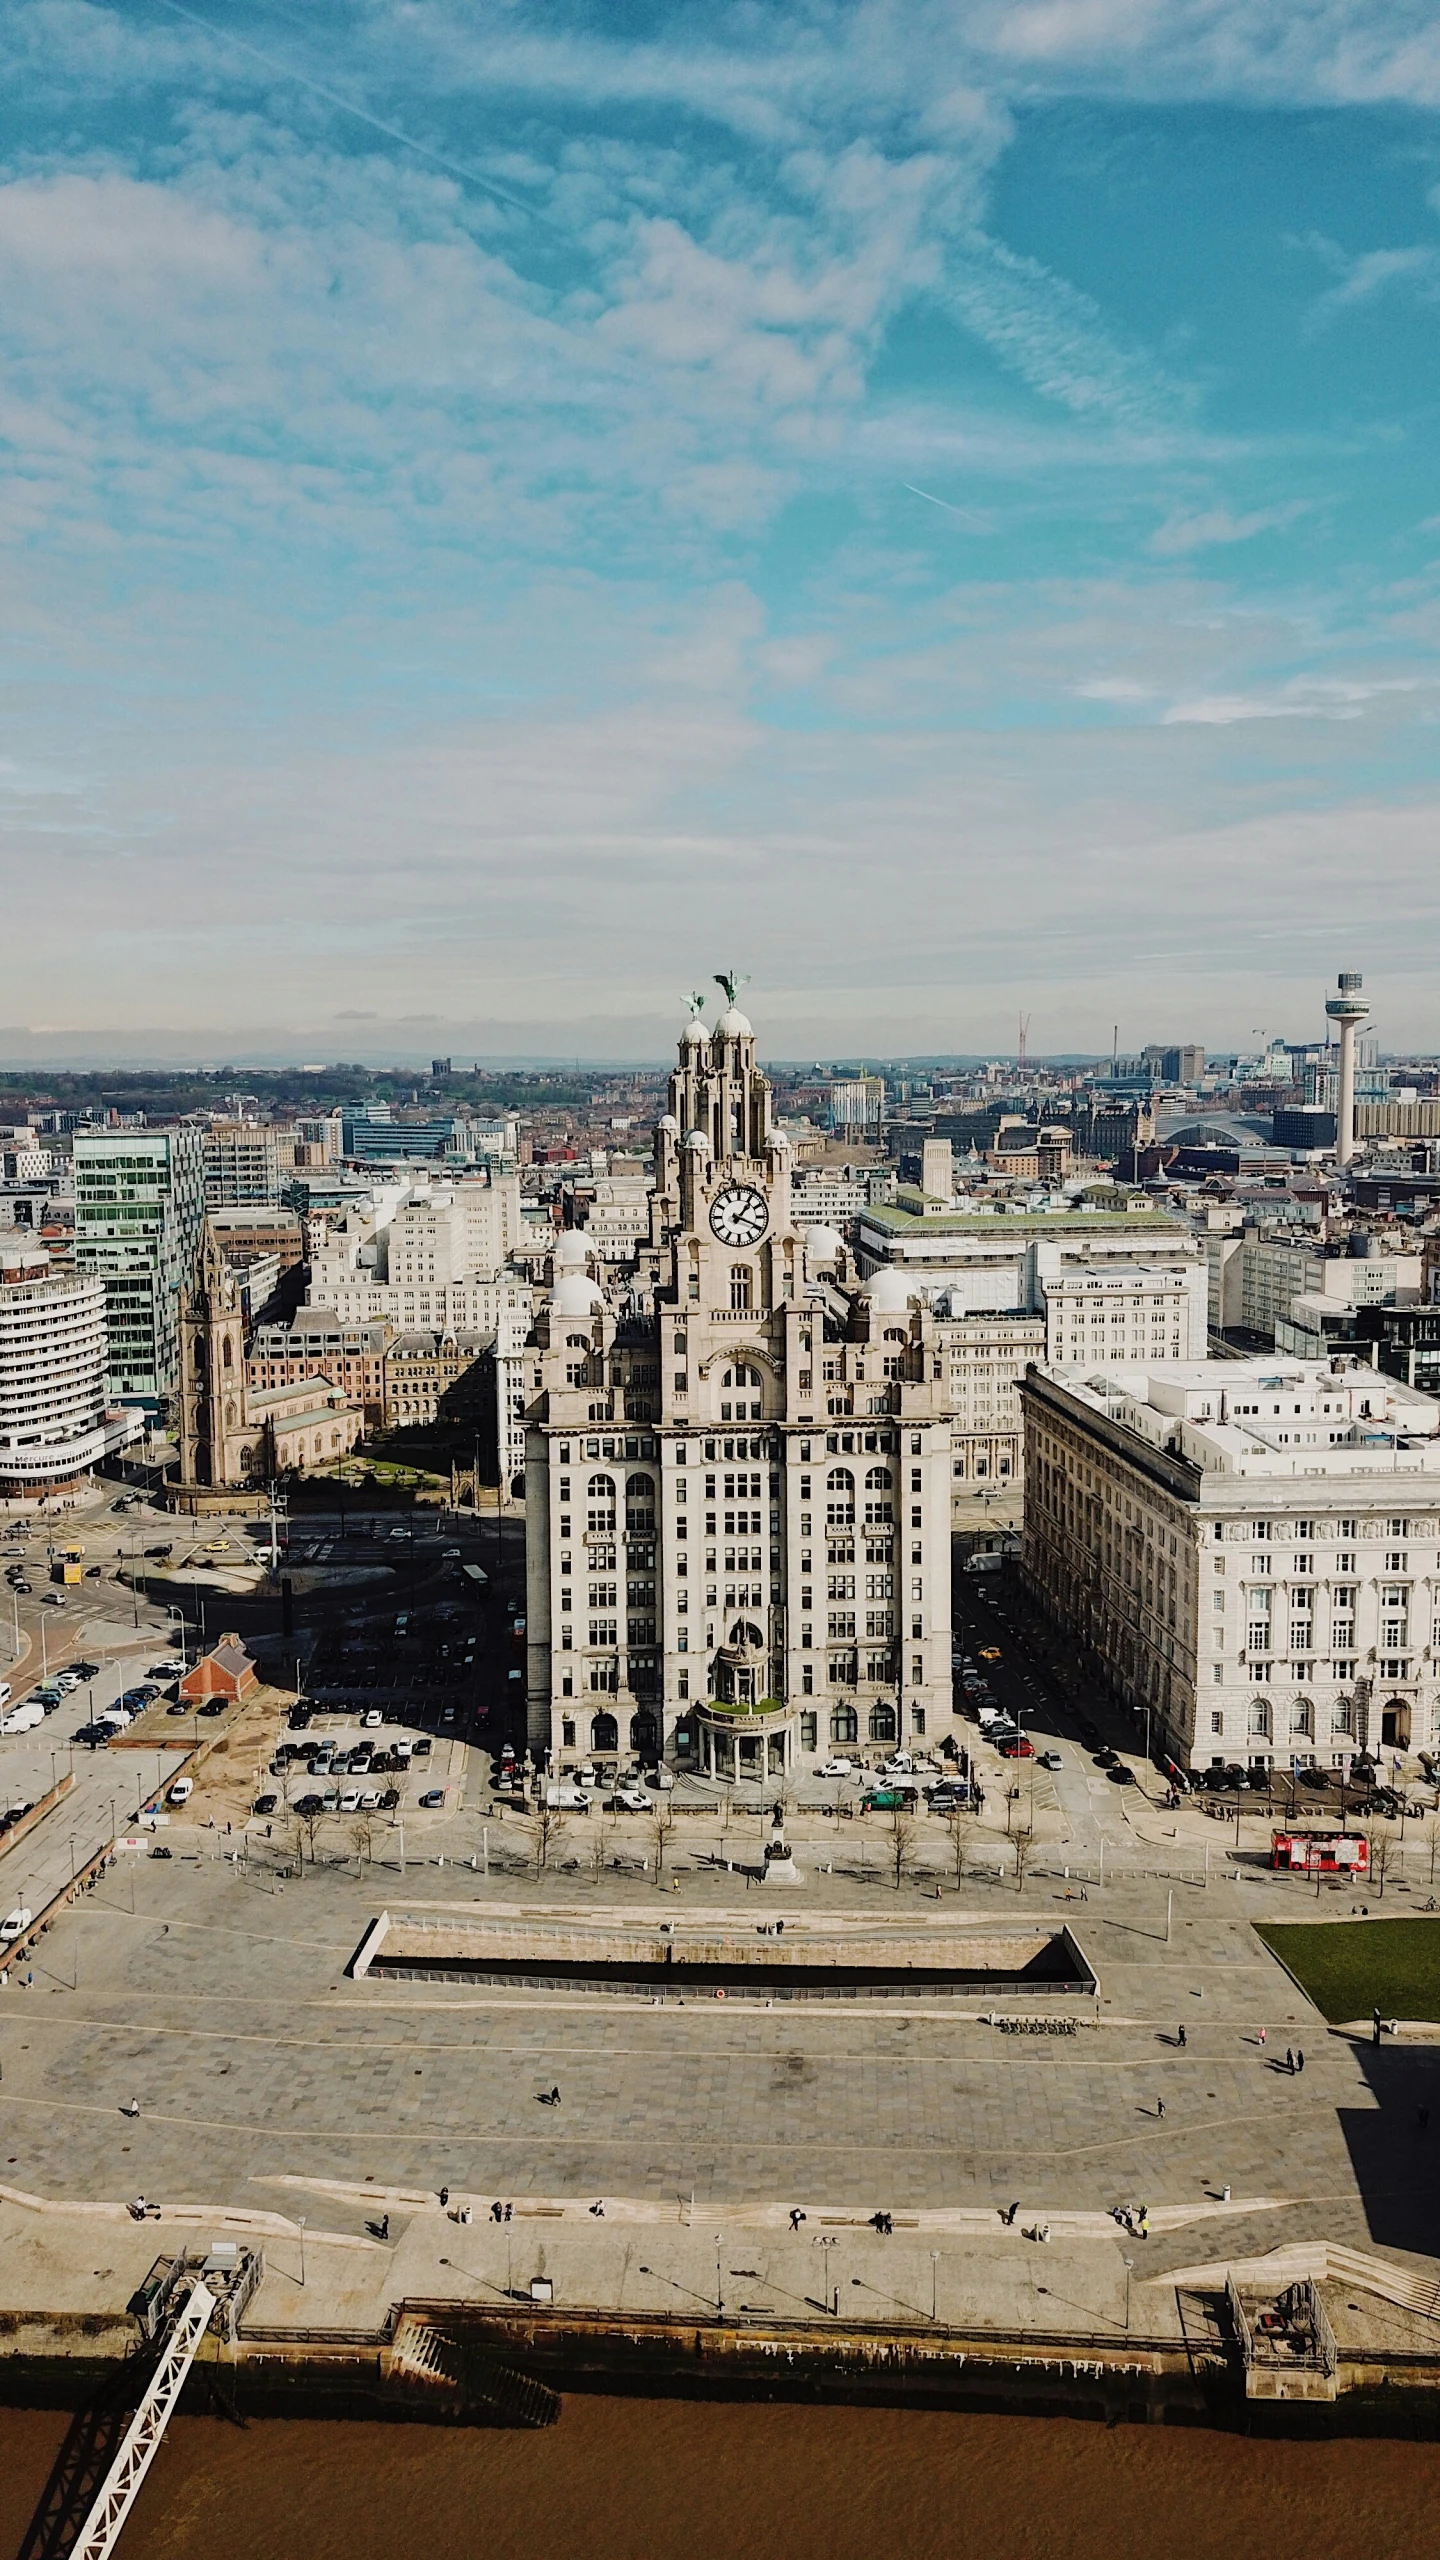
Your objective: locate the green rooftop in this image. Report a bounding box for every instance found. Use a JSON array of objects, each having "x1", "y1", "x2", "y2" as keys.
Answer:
[{"x1": 858, "y1": 1204, "x2": 1186, "y2": 1236}]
